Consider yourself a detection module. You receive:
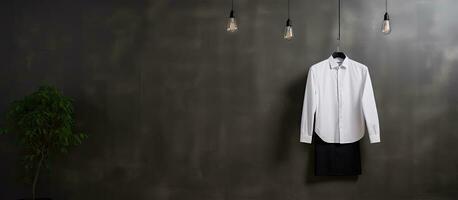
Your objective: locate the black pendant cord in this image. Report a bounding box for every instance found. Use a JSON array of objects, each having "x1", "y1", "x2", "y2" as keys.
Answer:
[
  {"x1": 385, "y1": 0, "x2": 388, "y2": 13},
  {"x1": 332, "y1": 0, "x2": 346, "y2": 58},
  {"x1": 288, "y1": 0, "x2": 290, "y2": 19},
  {"x1": 383, "y1": 0, "x2": 389, "y2": 21},
  {"x1": 230, "y1": 0, "x2": 234, "y2": 17},
  {"x1": 286, "y1": 0, "x2": 291, "y2": 26},
  {"x1": 337, "y1": 0, "x2": 341, "y2": 51}
]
